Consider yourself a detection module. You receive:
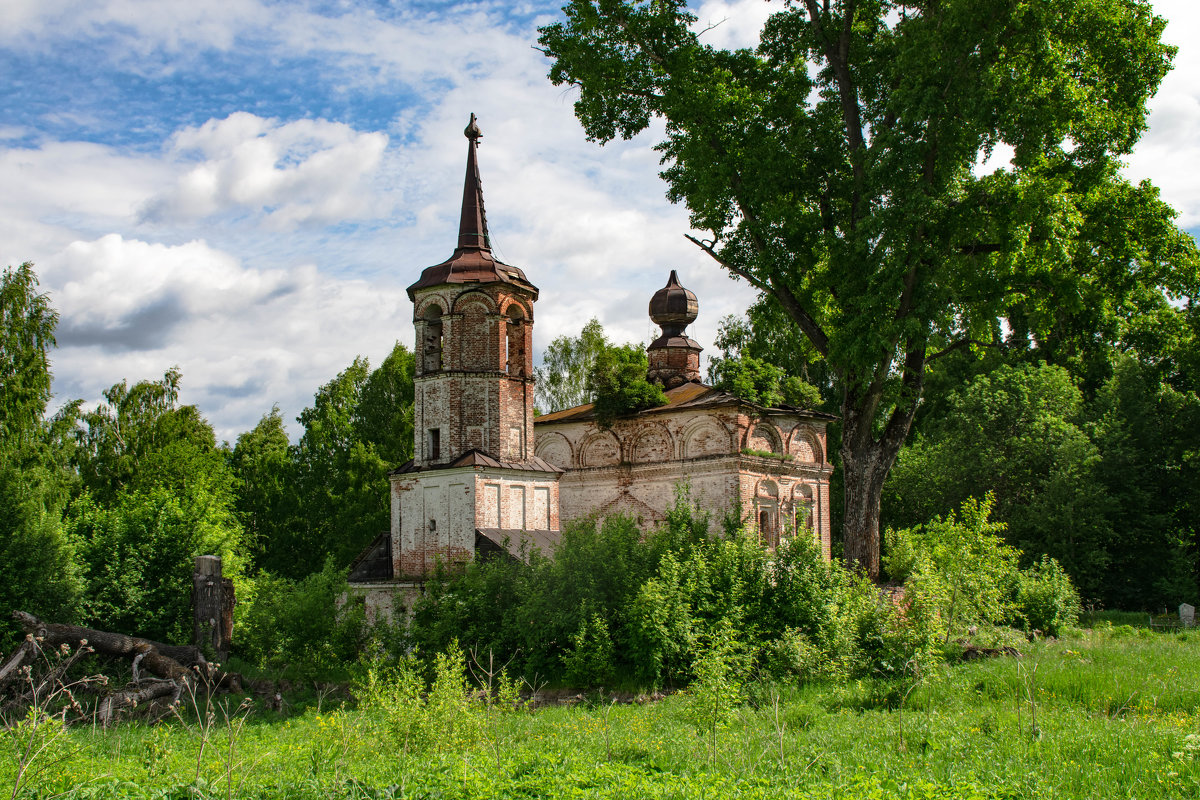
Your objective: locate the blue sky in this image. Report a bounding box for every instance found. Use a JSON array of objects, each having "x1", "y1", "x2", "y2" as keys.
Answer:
[{"x1": 1, "y1": 0, "x2": 1197, "y2": 442}]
